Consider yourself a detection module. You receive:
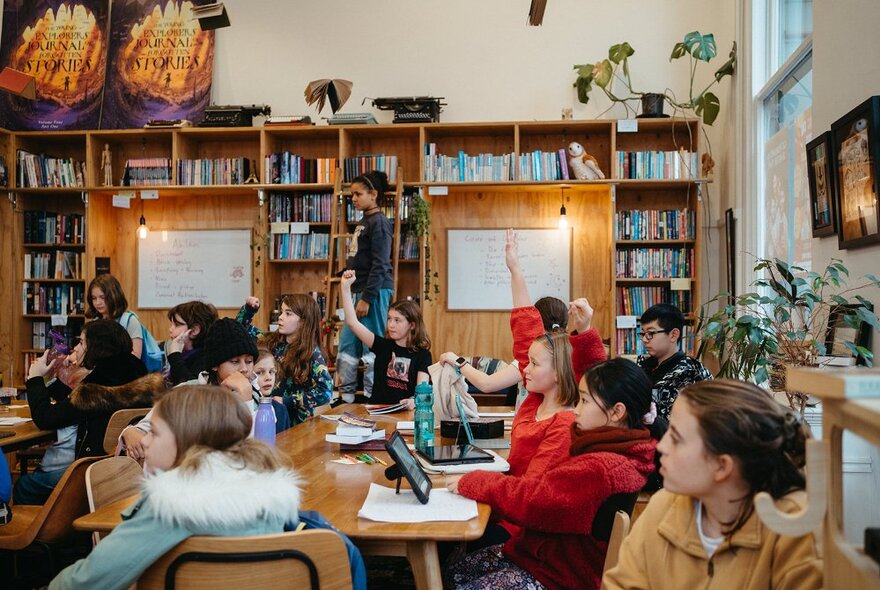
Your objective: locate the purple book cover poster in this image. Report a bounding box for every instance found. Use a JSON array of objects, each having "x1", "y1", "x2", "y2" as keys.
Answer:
[
  {"x1": 0, "y1": 0, "x2": 109, "y2": 130},
  {"x1": 100, "y1": 0, "x2": 214, "y2": 129}
]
